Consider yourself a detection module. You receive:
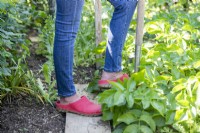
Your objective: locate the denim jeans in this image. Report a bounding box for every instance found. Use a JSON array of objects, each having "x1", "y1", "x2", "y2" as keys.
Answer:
[{"x1": 54, "y1": 0, "x2": 138, "y2": 97}]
